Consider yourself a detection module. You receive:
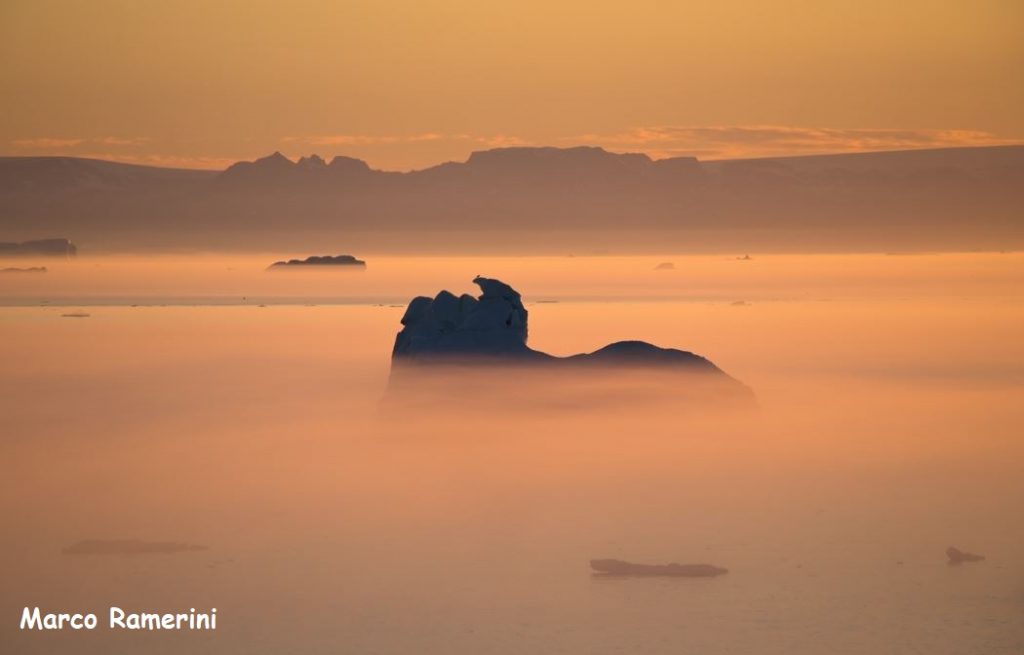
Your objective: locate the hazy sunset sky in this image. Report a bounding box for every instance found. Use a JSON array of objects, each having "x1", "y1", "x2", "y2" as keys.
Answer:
[{"x1": 2, "y1": 0, "x2": 1022, "y2": 170}]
